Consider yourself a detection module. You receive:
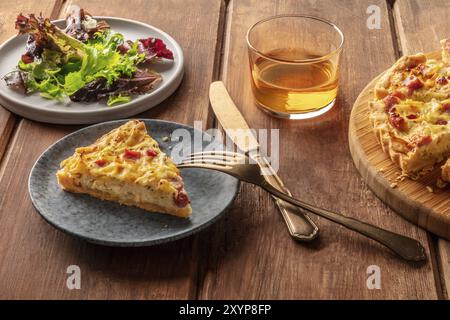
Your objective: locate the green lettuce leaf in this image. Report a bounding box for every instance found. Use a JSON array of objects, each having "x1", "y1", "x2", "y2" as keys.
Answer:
[
  {"x1": 107, "y1": 94, "x2": 131, "y2": 106},
  {"x1": 14, "y1": 17, "x2": 148, "y2": 103}
]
